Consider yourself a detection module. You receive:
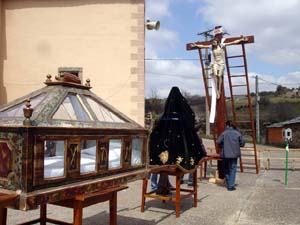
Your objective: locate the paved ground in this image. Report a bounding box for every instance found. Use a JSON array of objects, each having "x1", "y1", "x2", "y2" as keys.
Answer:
[
  {"x1": 8, "y1": 168, "x2": 300, "y2": 225},
  {"x1": 7, "y1": 140, "x2": 300, "y2": 225}
]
